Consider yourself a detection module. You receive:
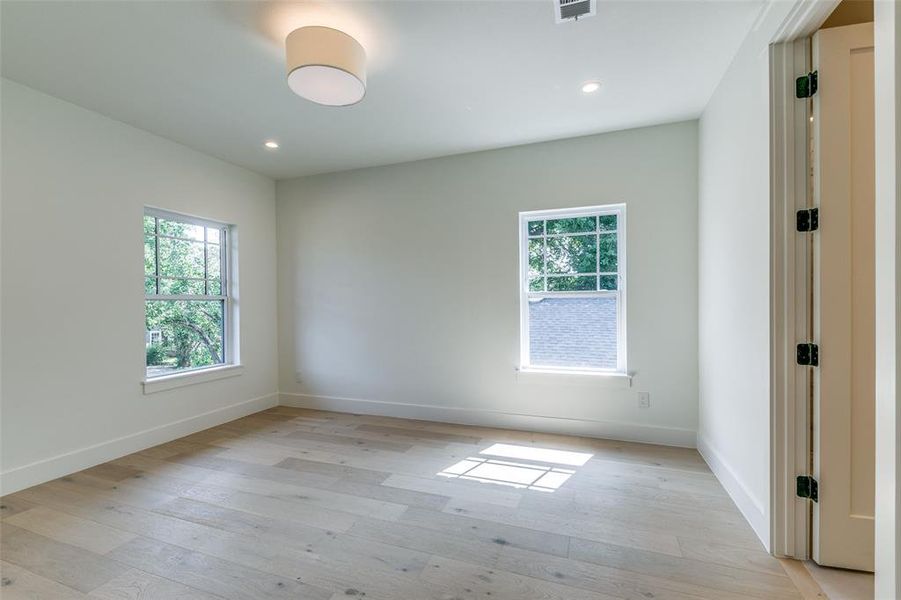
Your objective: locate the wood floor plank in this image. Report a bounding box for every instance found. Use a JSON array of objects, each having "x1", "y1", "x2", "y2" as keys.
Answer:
[
  {"x1": 135, "y1": 439, "x2": 223, "y2": 461},
  {"x1": 88, "y1": 568, "x2": 226, "y2": 600},
  {"x1": 152, "y1": 496, "x2": 339, "y2": 549},
  {"x1": 165, "y1": 453, "x2": 345, "y2": 488},
  {"x1": 518, "y1": 488, "x2": 760, "y2": 548},
  {"x1": 382, "y1": 473, "x2": 522, "y2": 508},
  {"x1": 346, "y1": 515, "x2": 505, "y2": 566},
  {"x1": 0, "y1": 524, "x2": 128, "y2": 593},
  {"x1": 567, "y1": 536, "x2": 800, "y2": 600},
  {"x1": 282, "y1": 429, "x2": 415, "y2": 453},
  {"x1": 677, "y1": 536, "x2": 787, "y2": 576},
  {"x1": 1, "y1": 560, "x2": 88, "y2": 599},
  {"x1": 354, "y1": 423, "x2": 483, "y2": 444},
  {"x1": 443, "y1": 497, "x2": 683, "y2": 556},
  {"x1": 419, "y1": 555, "x2": 622, "y2": 600},
  {"x1": 179, "y1": 484, "x2": 359, "y2": 532},
  {"x1": 273, "y1": 456, "x2": 389, "y2": 484},
  {"x1": 778, "y1": 559, "x2": 828, "y2": 600},
  {"x1": 111, "y1": 453, "x2": 225, "y2": 483},
  {"x1": 79, "y1": 463, "x2": 143, "y2": 483},
  {"x1": 495, "y1": 544, "x2": 768, "y2": 600},
  {"x1": 195, "y1": 471, "x2": 408, "y2": 520},
  {"x1": 46, "y1": 474, "x2": 179, "y2": 510},
  {"x1": 326, "y1": 477, "x2": 451, "y2": 511},
  {"x1": 0, "y1": 495, "x2": 38, "y2": 520},
  {"x1": 106, "y1": 537, "x2": 331, "y2": 600},
  {"x1": 4, "y1": 506, "x2": 137, "y2": 554},
  {"x1": 398, "y1": 505, "x2": 571, "y2": 558}
]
